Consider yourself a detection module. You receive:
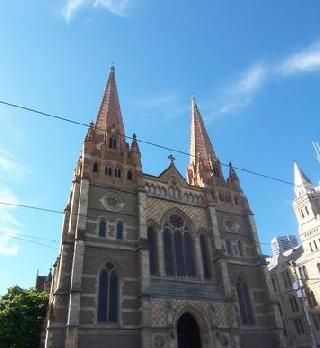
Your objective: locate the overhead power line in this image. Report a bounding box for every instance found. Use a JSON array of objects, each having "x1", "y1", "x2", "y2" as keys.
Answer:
[
  {"x1": 0, "y1": 200, "x2": 285, "y2": 250},
  {"x1": 0, "y1": 99, "x2": 297, "y2": 188}
]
